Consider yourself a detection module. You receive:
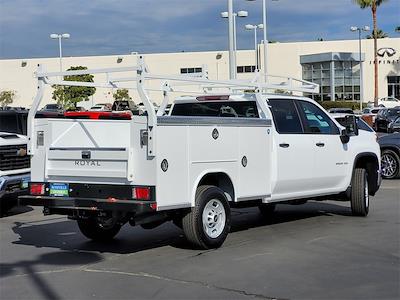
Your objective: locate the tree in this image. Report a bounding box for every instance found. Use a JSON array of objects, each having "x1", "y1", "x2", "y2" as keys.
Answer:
[
  {"x1": 0, "y1": 90, "x2": 16, "y2": 108},
  {"x1": 353, "y1": 0, "x2": 389, "y2": 106},
  {"x1": 366, "y1": 29, "x2": 388, "y2": 38},
  {"x1": 113, "y1": 89, "x2": 132, "y2": 101},
  {"x1": 52, "y1": 66, "x2": 96, "y2": 110}
]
